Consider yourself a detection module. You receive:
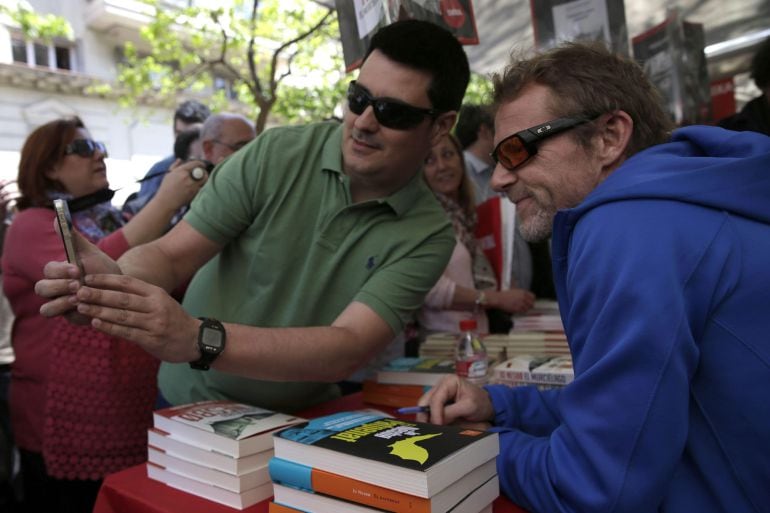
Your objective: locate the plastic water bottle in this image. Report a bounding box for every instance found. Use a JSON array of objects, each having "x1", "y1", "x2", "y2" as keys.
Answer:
[{"x1": 455, "y1": 319, "x2": 488, "y2": 385}]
